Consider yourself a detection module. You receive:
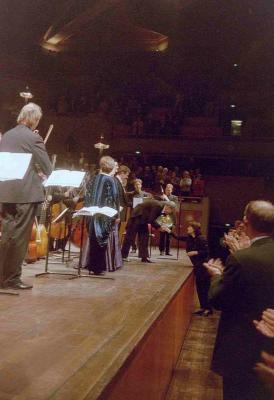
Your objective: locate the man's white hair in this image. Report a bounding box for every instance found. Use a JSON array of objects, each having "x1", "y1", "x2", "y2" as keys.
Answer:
[{"x1": 17, "y1": 103, "x2": 42, "y2": 128}]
